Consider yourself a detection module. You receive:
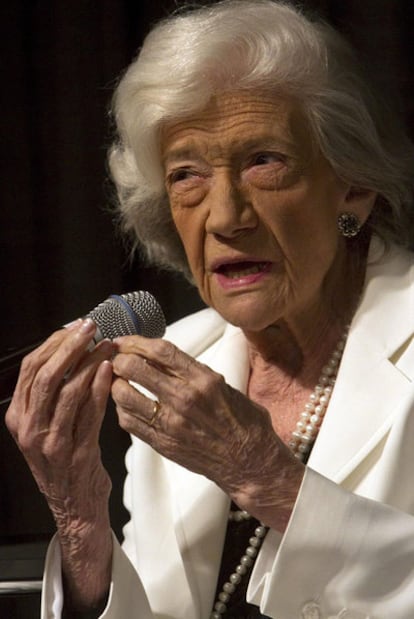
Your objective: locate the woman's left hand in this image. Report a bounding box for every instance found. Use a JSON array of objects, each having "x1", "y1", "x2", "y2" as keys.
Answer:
[{"x1": 111, "y1": 336, "x2": 305, "y2": 531}]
